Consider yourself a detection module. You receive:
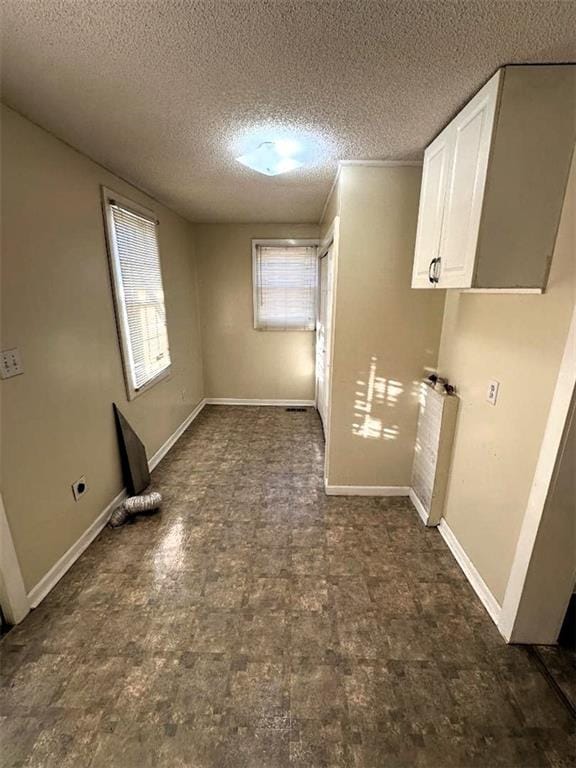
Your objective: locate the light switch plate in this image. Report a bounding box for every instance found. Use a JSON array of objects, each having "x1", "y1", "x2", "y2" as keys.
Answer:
[
  {"x1": 0, "y1": 348, "x2": 24, "y2": 379},
  {"x1": 486, "y1": 379, "x2": 500, "y2": 406}
]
